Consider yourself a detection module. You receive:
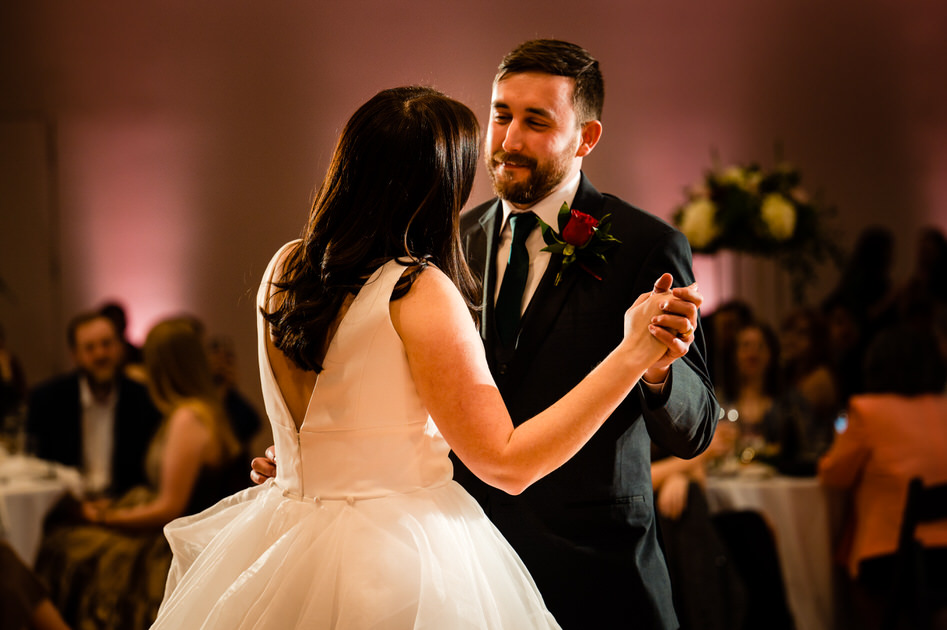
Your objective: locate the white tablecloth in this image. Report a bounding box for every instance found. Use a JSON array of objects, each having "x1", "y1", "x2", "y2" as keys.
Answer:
[
  {"x1": 706, "y1": 474, "x2": 840, "y2": 630},
  {"x1": 0, "y1": 454, "x2": 81, "y2": 566}
]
